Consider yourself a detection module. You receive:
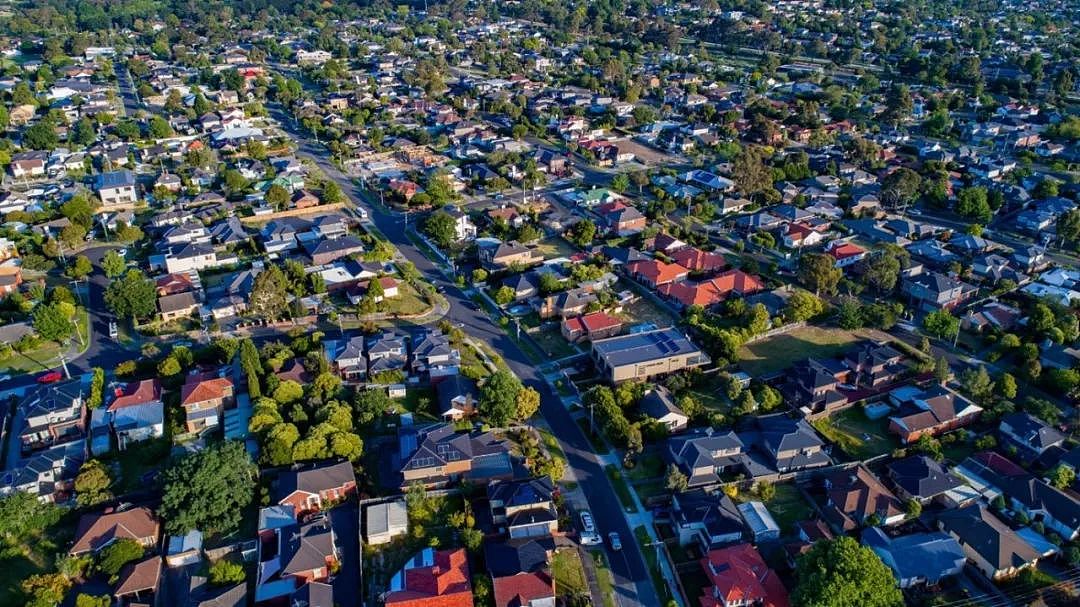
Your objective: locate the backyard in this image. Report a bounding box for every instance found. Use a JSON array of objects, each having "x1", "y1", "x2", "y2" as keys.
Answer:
[
  {"x1": 734, "y1": 483, "x2": 816, "y2": 534},
  {"x1": 534, "y1": 236, "x2": 579, "y2": 260},
  {"x1": 737, "y1": 326, "x2": 861, "y2": 377},
  {"x1": 811, "y1": 406, "x2": 899, "y2": 461}
]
